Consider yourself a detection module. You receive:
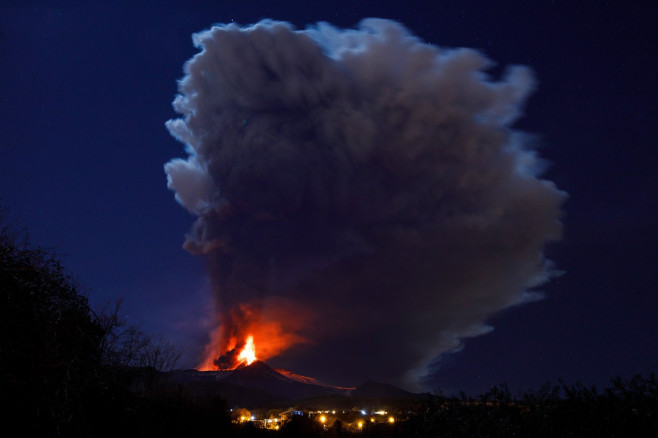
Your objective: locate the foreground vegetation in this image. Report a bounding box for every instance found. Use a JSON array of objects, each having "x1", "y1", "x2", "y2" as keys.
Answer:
[
  {"x1": 404, "y1": 376, "x2": 658, "y2": 437},
  {"x1": 0, "y1": 209, "x2": 228, "y2": 437},
  {"x1": 2, "y1": 209, "x2": 657, "y2": 437}
]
